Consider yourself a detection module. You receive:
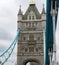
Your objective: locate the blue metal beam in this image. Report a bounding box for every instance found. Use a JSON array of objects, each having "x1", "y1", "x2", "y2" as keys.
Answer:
[{"x1": 45, "y1": 0, "x2": 59, "y2": 65}]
